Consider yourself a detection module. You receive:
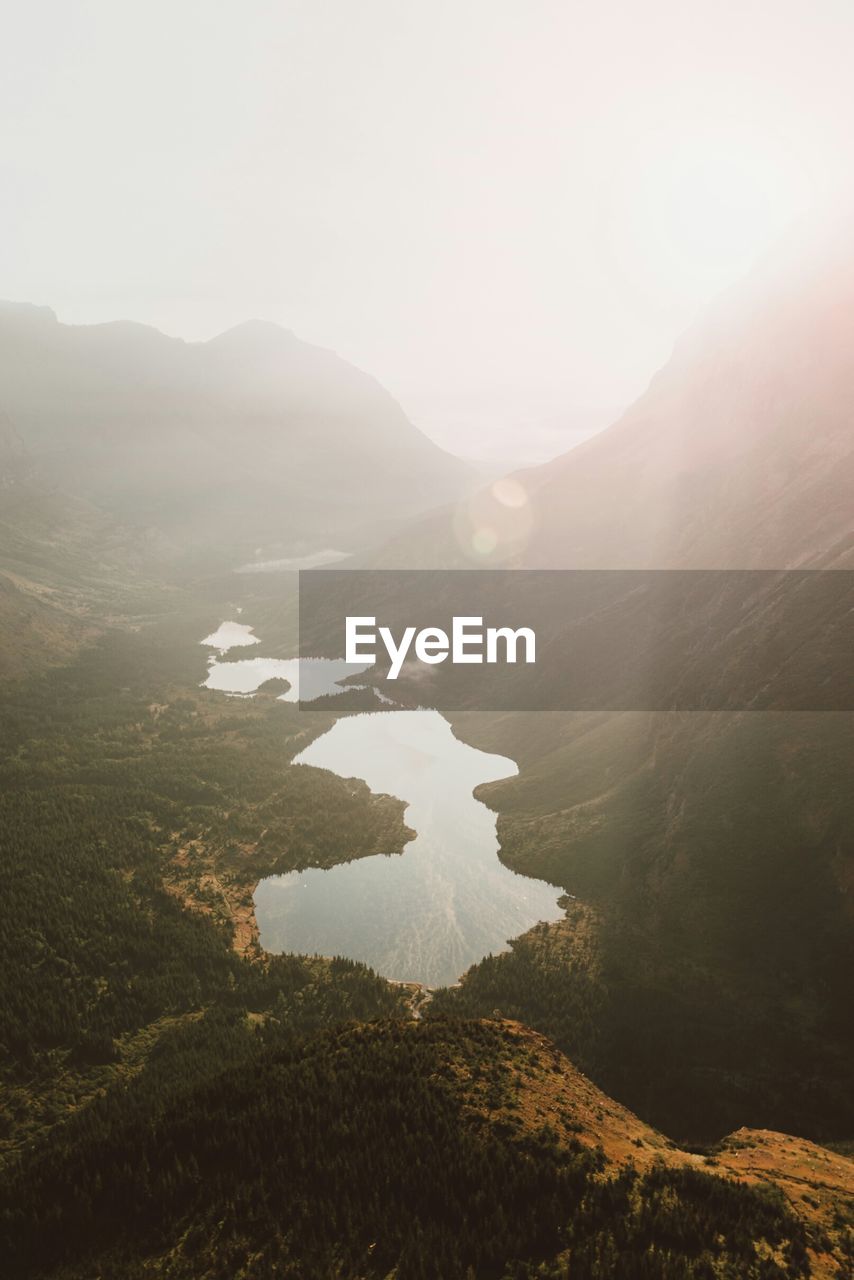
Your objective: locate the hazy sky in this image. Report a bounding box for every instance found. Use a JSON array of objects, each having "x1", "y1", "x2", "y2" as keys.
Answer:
[{"x1": 2, "y1": 1, "x2": 852, "y2": 459}]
